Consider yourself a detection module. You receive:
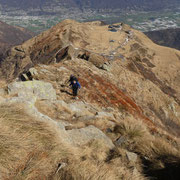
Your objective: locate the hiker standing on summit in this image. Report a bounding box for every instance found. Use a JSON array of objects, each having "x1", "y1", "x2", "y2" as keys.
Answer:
[{"x1": 69, "y1": 75, "x2": 81, "y2": 99}]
